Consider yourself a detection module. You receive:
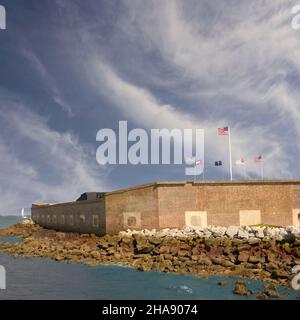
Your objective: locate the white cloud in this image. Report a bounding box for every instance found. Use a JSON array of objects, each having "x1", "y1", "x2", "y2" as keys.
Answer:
[
  {"x1": 22, "y1": 48, "x2": 74, "y2": 116},
  {"x1": 84, "y1": 56, "x2": 290, "y2": 179},
  {"x1": 0, "y1": 95, "x2": 109, "y2": 214},
  {"x1": 49, "y1": 0, "x2": 293, "y2": 180},
  {"x1": 118, "y1": 0, "x2": 300, "y2": 127}
]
